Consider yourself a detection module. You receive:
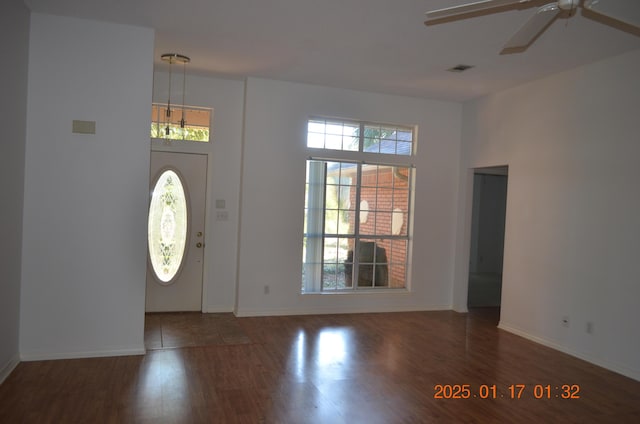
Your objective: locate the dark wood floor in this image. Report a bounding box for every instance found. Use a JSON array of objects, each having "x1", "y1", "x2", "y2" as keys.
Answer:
[{"x1": 1, "y1": 309, "x2": 639, "y2": 423}]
